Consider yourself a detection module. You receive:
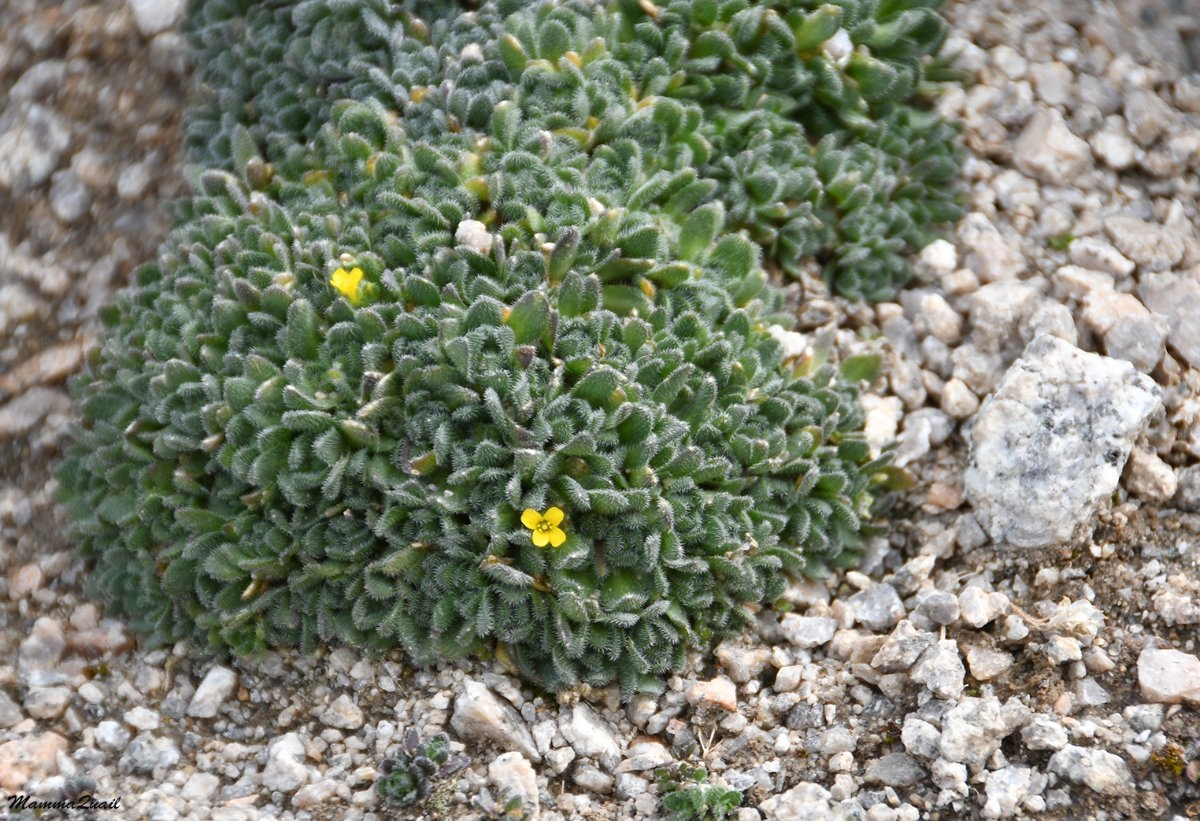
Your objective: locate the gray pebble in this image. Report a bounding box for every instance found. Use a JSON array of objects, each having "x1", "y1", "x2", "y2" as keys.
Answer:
[
  {"x1": 572, "y1": 763, "x2": 614, "y2": 794},
  {"x1": 0, "y1": 690, "x2": 24, "y2": 728},
  {"x1": 1104, "y1": 214, "x2": 1184, "y2": 272},
  {"x1": 939, "y1": 696, "x2": 1029, "y2": 772},
  {"x1": 126, "y1": 0, "x2": 187, "y2": 37},
  {"x1": 0, "y1": 283, "x2": 43, "y2": 337},
  {"x1": 181, "y1": 772, "x2": 220, "y2": 803},
  {"x1": 820, "y1": 726, "x2": 857, "y2": 755},
  {"x1": 1139, "y1": 273, "x2": 1200, "y2": 369},
  {"x1": 117, "y1": 159, "x2": 155, "y2": 201},
  {"x1": 1137, "y1": 645, "x2": 1200, "y2": 705},
  {"x1": 124, "y1": 706, "x2": 161, "y2": 731},
  {"x1": 261, "y1": 732, "x2": 308, "y2": 793},
  {"x1": 913, "y1": 590, "x2": 961, "y2": 627},
  {"x1": 983, "y1": 766, "x2": 1037, "y2": 818},
  {"x1": 1021, "y1": 716, "x2": 1069, "y2": 751},
  {"x1": 1123, "y1": 87, "x2": 1173, "y2": 146},
  {"x1": 870, "y1": 621, "x2": 935, "y2": 673},
  {"x1": 319, "y1": 693, "x2": 364, "y2": 731},
  {"x1": 187, "y1": 666, "x2": 237, "y2": 719},
  {"x1": 1175, "y1": 465, "x2": 1200, "y2": 512},
  {"x1": 964, "y1": 335, "x2": 1161, "y2": 548},
  {"x1": 18, "y1": 616, "x2": 65, "y2": 677},
  {"x1": 779, "y1": 615, "x2": 838, "y2": 649},
  {"x1": 965, "y1": 646, "x2": 1014, "y2": 681},
  {"x1": 959, "y1": 587, "x2": 1009, "y2": 629},
  {"x1": 118, "y1": 733, "x2": 180, "y2": 776},
  {"x1": 1123, "y1": 703, "x2": 1164, "y2": 733},
  {"x1": 864, "y1": 752, "x2": 925, "y2": 788},
  {"x1": 24, "y1": 686, "x2": 72, "y2": 720},
  {"x1": 1013, "y1": 109, "x2": 1091, "y2": 186},
  {"x1": 0, "y1": 103, "x2": 72, "y2": 194},
  {"x1": 625, "y1": 693, "x2": 657, "y2": 728},
  {"x1": 849, "y1": 584, "x2": 906, "y2": 632},
  {"x1": 715, "y1": 641, "x2": 772, "y2": 684},
  {"x1": 758, "y1": 782, "x2": 832, "y2": 819},
  {"x1": 450, "y1": 678, "x2": 541, "y2": 763},
  {"x1": 901, "y1": 717, "x2": 941, "y2": 760},
  {"x1": 49, "y1": 169, "x2": 91, "y2": 223},
  {"x1": 1047, "y1": 744, "x2": 1134, "y2": 795},
  {"x1": 10, "y1": 60, "x2": 68, "y2": 102},
  {"x1": 95, "y1": 719, "x2": 132, "y2": 752},
  {"x1": 1074, "y1": 678, "x2": 1111, "y2": 707},
  {"x1": 560, "y1": 702, "x2": 620, "y2": 766},
  {"x1": 0, "y1": 388, "x2": 72, "y2": 438},
  {"x1": 912, "y1": 640, "x2": 965, "y2": 701}
]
